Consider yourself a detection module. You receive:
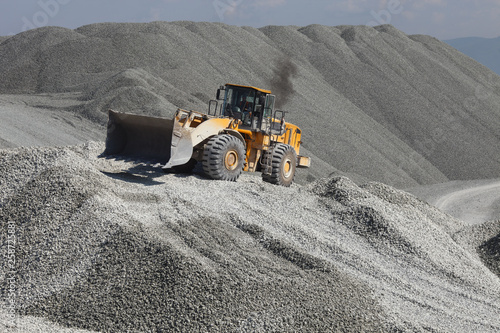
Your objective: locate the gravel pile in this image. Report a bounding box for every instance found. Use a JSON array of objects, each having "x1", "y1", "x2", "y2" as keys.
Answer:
[
  {"x1": 480, "y1": 226, "x2": 500, "y2": 276},
  {"x1": 0, "y1": 94, "x2": 104, "y2": 149},
  {"x1": 454, "y1": 219, "x2": 500, "y2": 278},
  {"x1": 1, "y1": 22, "x2": 499, "y2": 187},
  {"x1": 0, "y1": 143, "x2": 387, "y2": 332},
  {"x1": 1, "y1": 143, "x2": 499, "y2": 332}
]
